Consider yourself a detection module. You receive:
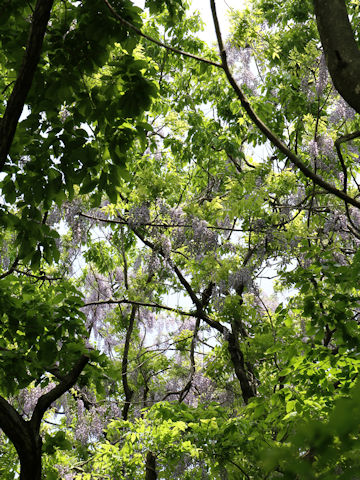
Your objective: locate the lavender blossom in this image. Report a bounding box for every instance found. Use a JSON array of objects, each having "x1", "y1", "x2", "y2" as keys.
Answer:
[
  {"x1": 330, "y1": 97, "x2": 356, "y2": 124},
  {"x1": 147, "y1": 253, "x2": 161, "y2": 275},
  {"x1": 307, "y1": 139, "x2": 319, "y2": 158},
  {"x1": 229, "y1": 268, "x2": 252, "y2": 291},
  {"x1": 317, "y1": 134, "x2": 335, "y2": 158},
  {"x1": 128, "y1": 204, "x2": 150, "y2": 226},
  {"x1": 160, "y1": 235, "x2": 172, "y2": 258},
  {"x1": 316, "y1": 54, "x2": 328, "y2": 97},
  {"x1": 17, "y1": 382, "x2": 56, "y2": 417},
  {"x1": 192, "y1": 219, "x2": 218, "y2": 251},
  {"x1": 226, "y1": 44, "x2": 258, "y2": 93}
]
